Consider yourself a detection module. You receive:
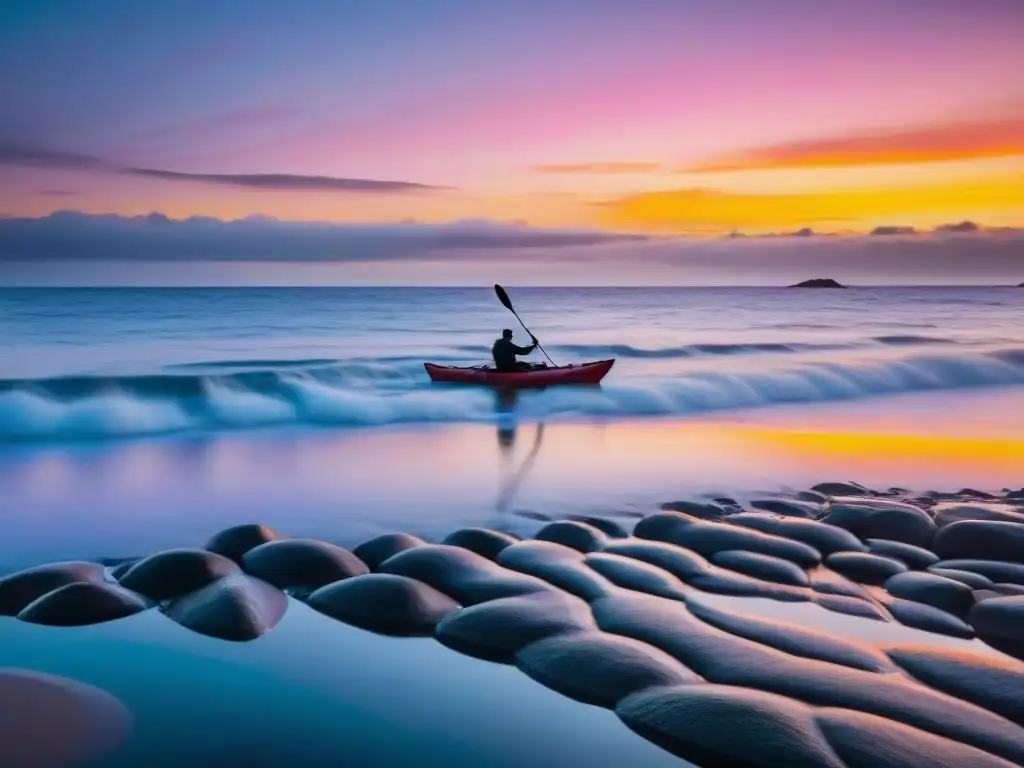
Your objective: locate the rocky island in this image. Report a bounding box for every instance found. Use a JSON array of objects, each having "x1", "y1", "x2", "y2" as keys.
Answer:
[{"x1": 790, "y1": 278, "x2": 848, "y2": 288}]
